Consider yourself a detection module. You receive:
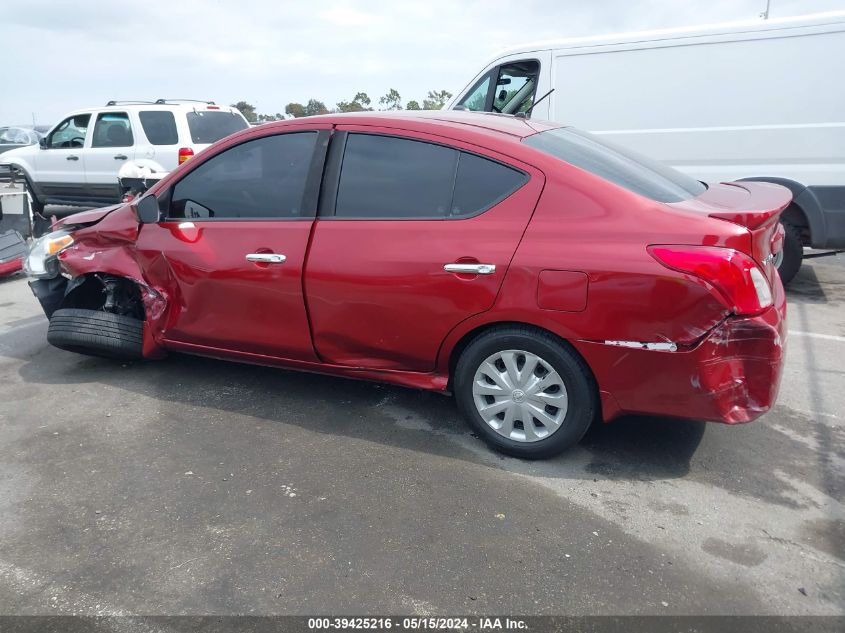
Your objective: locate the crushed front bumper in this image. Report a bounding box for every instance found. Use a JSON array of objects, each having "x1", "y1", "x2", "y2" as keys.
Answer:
[{"x1": 29, "y1": 276, "x2": 68, "y2": 319}]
